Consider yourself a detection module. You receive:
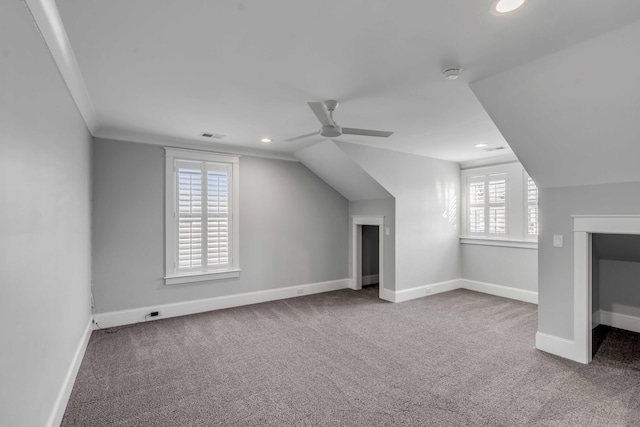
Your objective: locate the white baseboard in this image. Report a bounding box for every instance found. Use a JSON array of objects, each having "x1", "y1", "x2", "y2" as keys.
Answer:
[
  {"x1": 598, "y1": 310, "x2": 640, "y2": 334},
  {"x1": 535, "y1": 331, "x2": 582, "y2": 363},
  {"x1": 47, "y1": 317, "x2": 93, "y2": 427},
  {"x1": 460, "y1": 279, "x2": 538, "y2": 305},
  {"x1": 381, "y1": 278, "x2": 538, "y2": 305},
  {"x1": 379, "y1": 286, "x2": 395, "y2": 303},
  {"x1": 362, "y1": 274, "x2": 379, "y2": 286},
  {"x1": 392, "y1": 279, "x2": 463, "y2": 303},
  {"x1": 93, "y1": 278, "x2": 350, "y2": 328}
]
